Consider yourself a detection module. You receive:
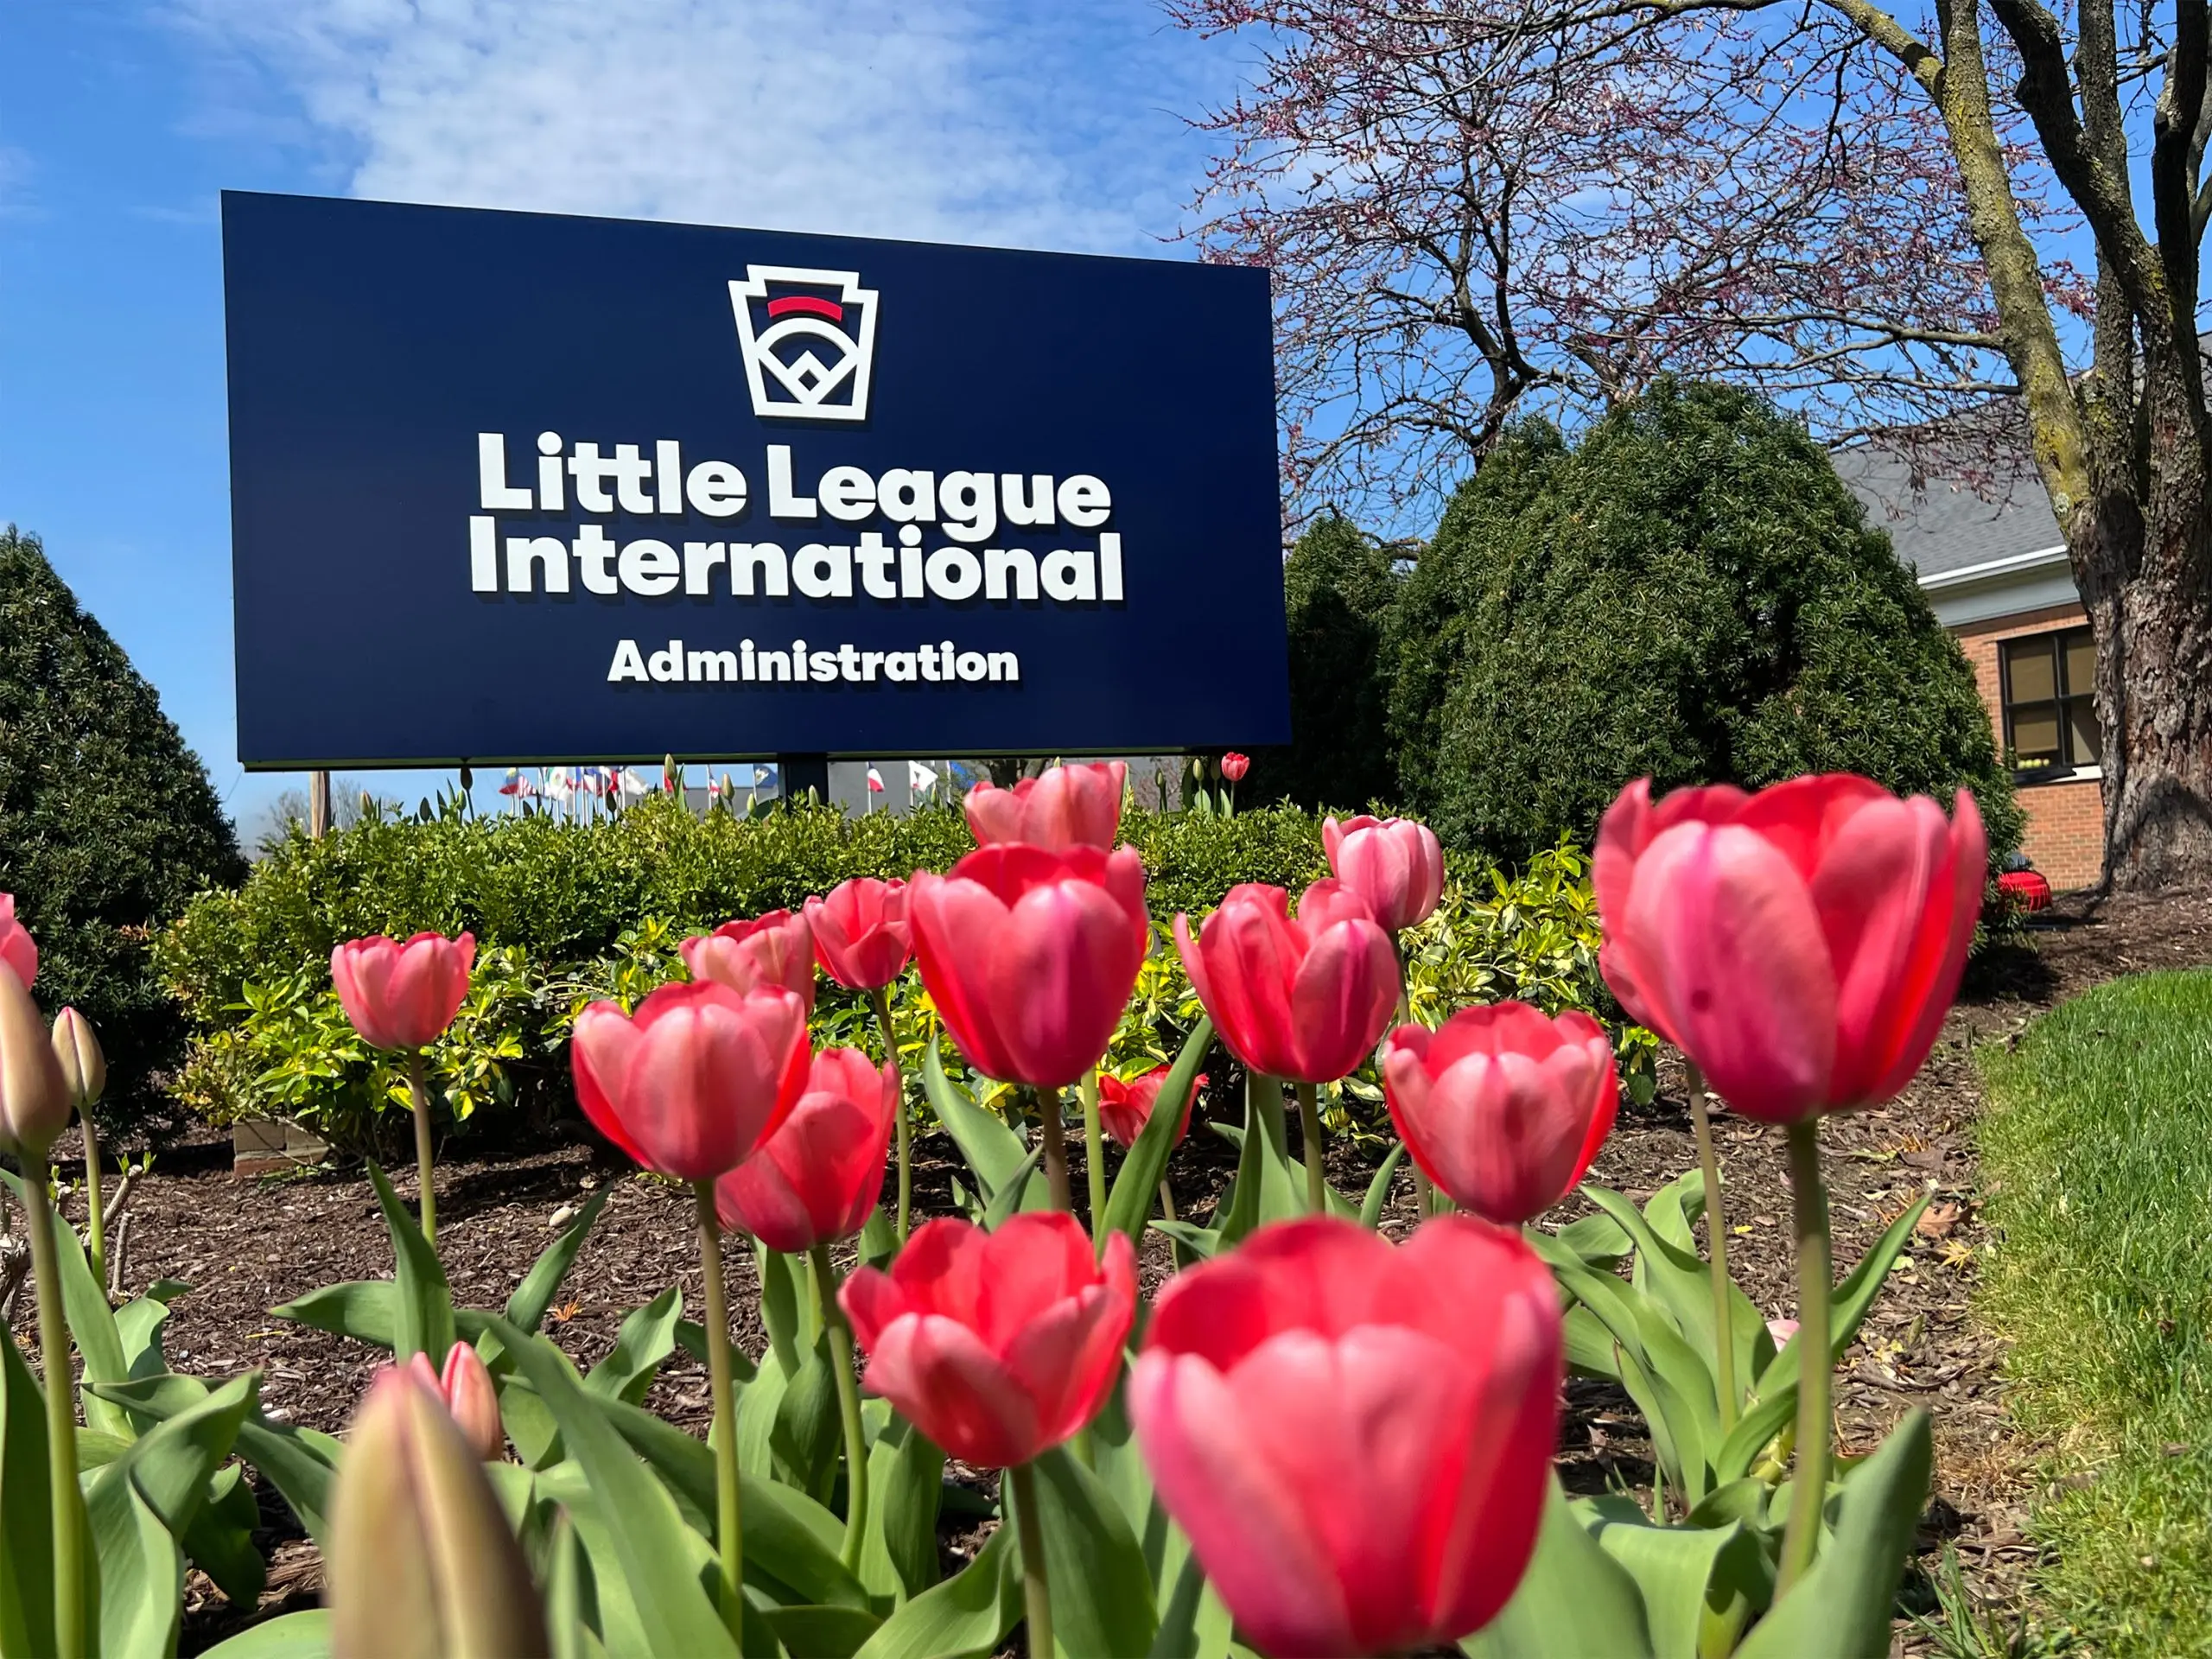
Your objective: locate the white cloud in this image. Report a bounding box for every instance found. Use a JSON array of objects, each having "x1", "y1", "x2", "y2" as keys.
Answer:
[{"x1": 165, "y1": 0, "x2": 1225, "y2": 254}]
